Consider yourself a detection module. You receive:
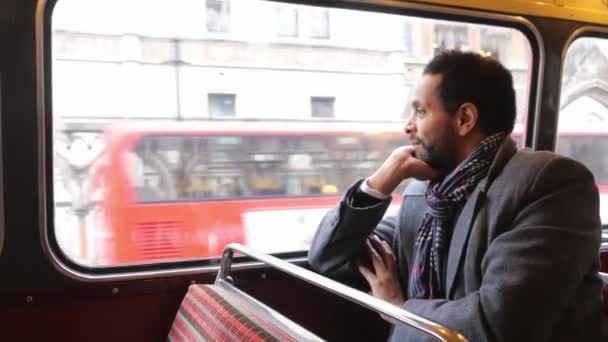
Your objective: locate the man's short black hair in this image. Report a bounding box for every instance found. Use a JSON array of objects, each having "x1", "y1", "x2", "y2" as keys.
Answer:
[{"x1": 424, "y1": 50, "x2": 517, "y2": 134}]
